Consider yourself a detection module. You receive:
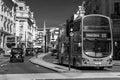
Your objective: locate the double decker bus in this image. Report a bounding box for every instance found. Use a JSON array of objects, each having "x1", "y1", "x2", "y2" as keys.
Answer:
[
  {"x1": 4, "y1": 36, "x2": 17, "y2": 56},
  {"x1": 58, "y1": 14, "x2": 113, "y2": 69}
]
